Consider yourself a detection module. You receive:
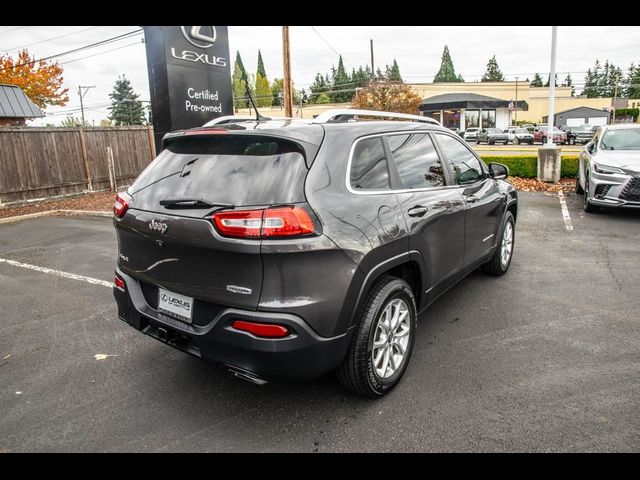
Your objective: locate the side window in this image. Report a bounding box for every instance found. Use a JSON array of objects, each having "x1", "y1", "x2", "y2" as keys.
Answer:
[
  {"x1": 387, "y1": 133, "x2": 445, "y2": 189},
  {"x1": 350, "y1": 137, "x2": 390, "y2": 190},
  {"x1": 435, "y1": 133, "x2": 486, "y2": 185}
]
